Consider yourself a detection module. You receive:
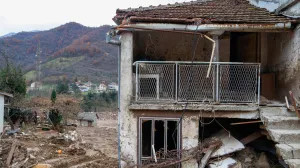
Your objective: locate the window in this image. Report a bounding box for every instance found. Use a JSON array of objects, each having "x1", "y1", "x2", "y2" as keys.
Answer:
[{"x1": 139, "y1": 118, "x2": 180, "y2": 165}]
